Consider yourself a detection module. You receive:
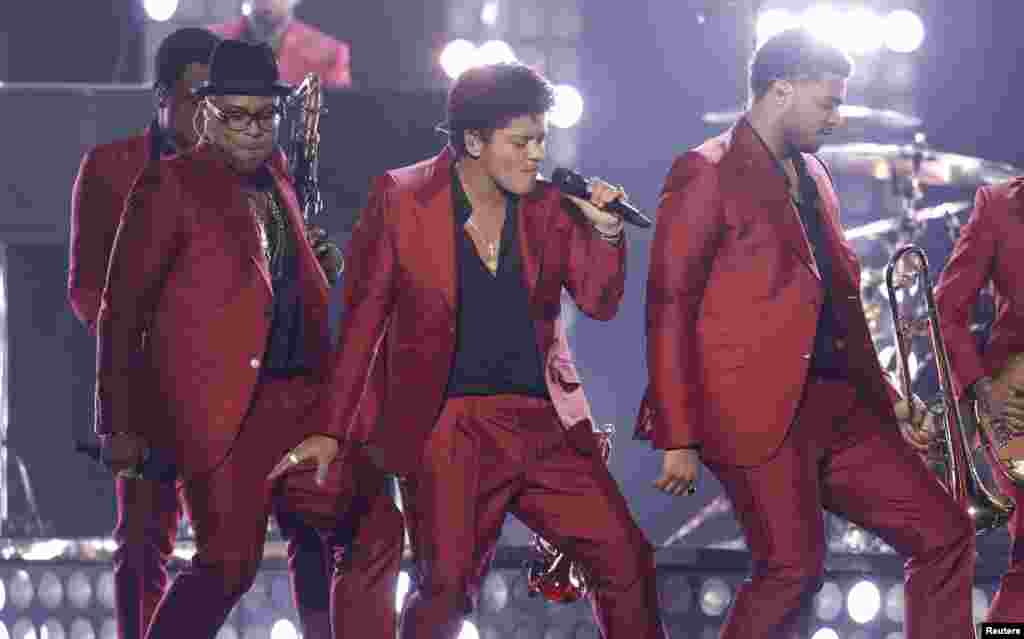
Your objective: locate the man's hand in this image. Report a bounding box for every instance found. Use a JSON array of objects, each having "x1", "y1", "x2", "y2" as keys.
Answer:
[
  {"x1": 267, "y1": 434, "x2": 340, "y2": 486},
  {"x1": 100, "y1": 432, "x2": 149, "y2": 476},
  {"x1": 562, "y1": 177, "x2": 627, "y2": 236},
  {"x1": 306, "y1": 224, "x2": 343, "y2": 286},
  {"x1": 654, "y1": 448, "x2": 701, "y2": 496},
  {"x1": 893, "y1": 394, "x2": 938, "y2": 453}
]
